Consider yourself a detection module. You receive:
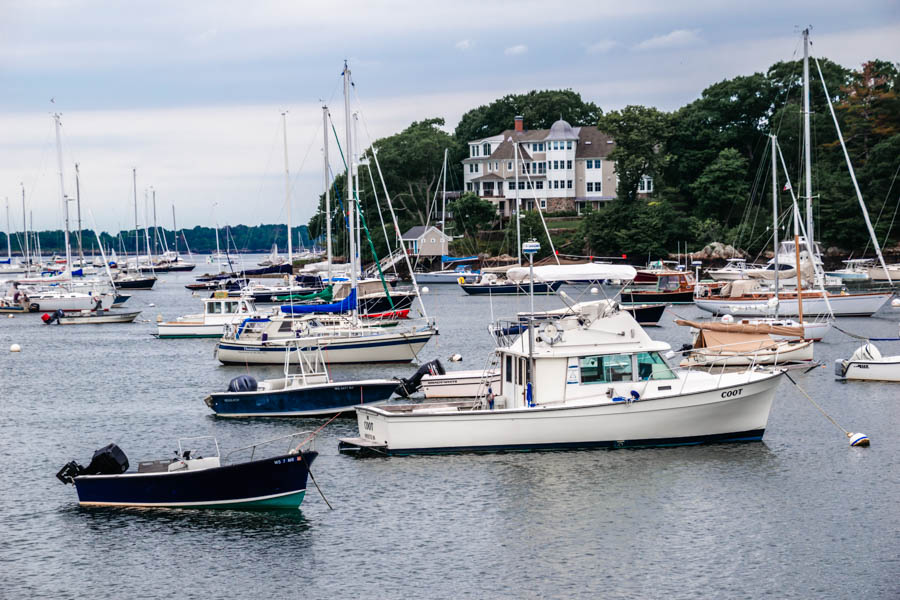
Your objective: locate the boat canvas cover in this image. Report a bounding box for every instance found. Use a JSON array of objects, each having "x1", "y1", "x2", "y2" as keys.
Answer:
[
  {"x1": 506, "y1": 263, "x2": 638, "y2": 283},
  {"x1": 280, "y1": 289, "x2": 356, "y2": 314},
  {"x1": 675, "y1": 319, "x2": 804, "y2": 338},
  {"x1": 694, "y1": 329, "x2": 778, "y2": 353},
  {"x1": 719, "y1": 280, "x2": 763, "y2": 297}
]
